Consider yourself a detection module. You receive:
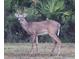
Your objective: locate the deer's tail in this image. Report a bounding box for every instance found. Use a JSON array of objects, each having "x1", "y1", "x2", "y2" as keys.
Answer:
[{"x1": 57, "y1": 24, "x2": 61, "y2": 36}]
